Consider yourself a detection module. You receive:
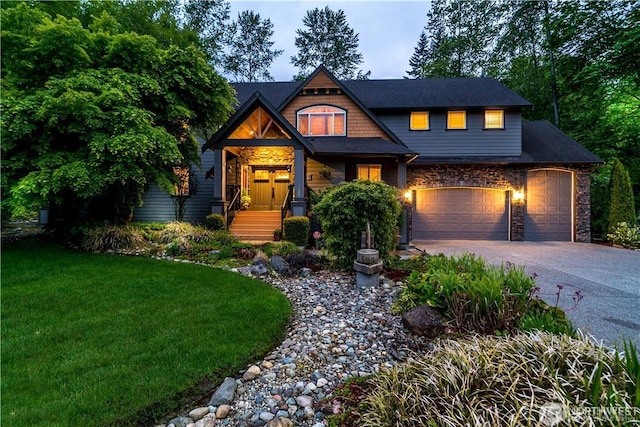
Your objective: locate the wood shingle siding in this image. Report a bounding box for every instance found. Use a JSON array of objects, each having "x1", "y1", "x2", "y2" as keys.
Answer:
[
  {"x1": 378, "y1": 110, "x2": 522, "y2": 157},
  {"x1": 281, "y1": 94, "x2": 392, "y2": 140}
]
